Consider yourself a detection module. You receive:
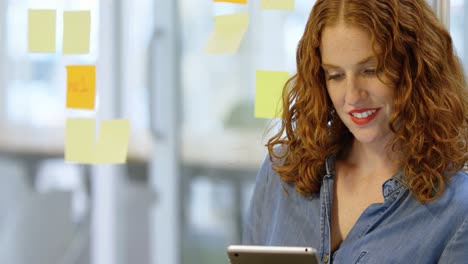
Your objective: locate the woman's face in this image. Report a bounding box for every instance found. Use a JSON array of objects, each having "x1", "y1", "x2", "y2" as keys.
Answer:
[{"x1": 320, "y1": 23, "x2": 395, "y2": 147}]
